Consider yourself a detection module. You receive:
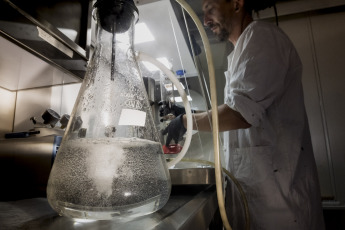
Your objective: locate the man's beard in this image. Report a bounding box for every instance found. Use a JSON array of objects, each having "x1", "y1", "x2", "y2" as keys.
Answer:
[
  {"x1": 209, "y1": 19, "x2": 230, "y2": 42},
  {"x1": 217, "y1": 27, "x2": 230, "y2": 42}
]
